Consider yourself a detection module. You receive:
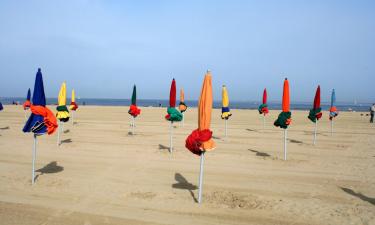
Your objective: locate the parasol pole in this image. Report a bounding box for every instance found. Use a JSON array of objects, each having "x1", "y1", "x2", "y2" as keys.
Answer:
[
  {"x1": 132, "y1": 116, "x2": 135, "y2": 135},
  {"x1": 57, "y1": 120, "x2": 60, "y2": 146},
  {"x1": 313, "y1": 120, "x2": 318, "y2": 145},
  {"x1": 263, "y1": 114, "x2": 266, "y2": 129},
  {"x1": 32, "y1": 134, "x2": 37, "y2": 185},
  {"x1": 24, "y1": 110, "x2": 27, "y2": 122},
  {"x1": 331, "y1": 120, "x2": 333, "y2": 136},
  {"x1": 198, "y1": 151, "x2": 205, "y2": 204},
  {"x1": 224, "y1": 119, "x2": 227, "y2": 138},
  {"x1": 284, "y1": 128, "x2": 287, "y2": 160},
  {"x1": 182, "y1": 113, "x2": 185, "y2": 127},
  {"x1": 71, "y1": 111, "x2": 74, "y2": 126},
  {"x1": 169, "y1": 121, "x2": 173, "y2": 153}
]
